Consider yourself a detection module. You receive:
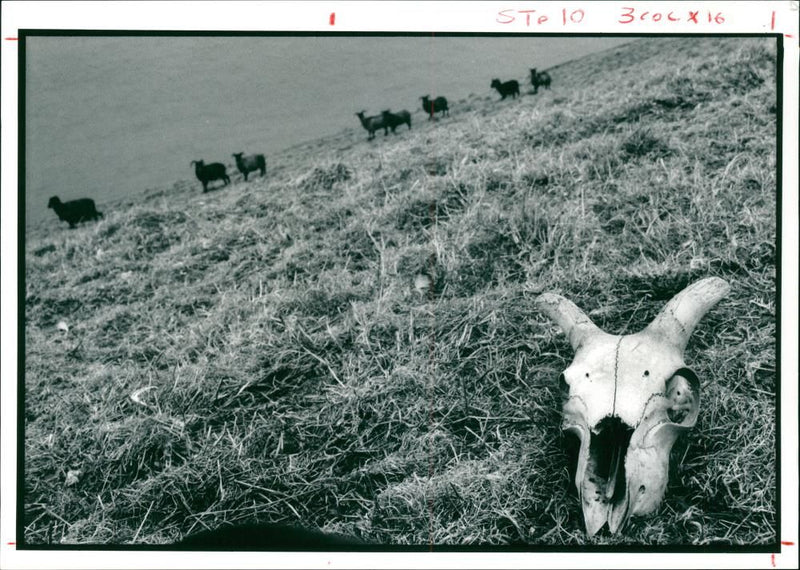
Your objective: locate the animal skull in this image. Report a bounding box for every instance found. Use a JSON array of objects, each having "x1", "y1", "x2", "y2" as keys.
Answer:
[{"x1": 536, "y1": 277, "x2": 730, "y2": 535}]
